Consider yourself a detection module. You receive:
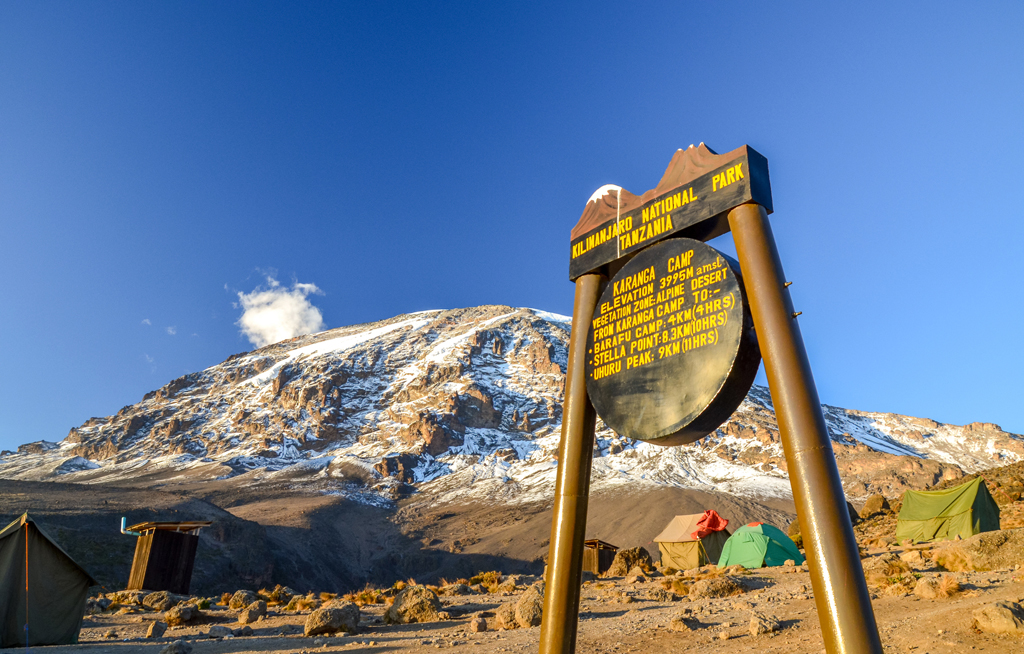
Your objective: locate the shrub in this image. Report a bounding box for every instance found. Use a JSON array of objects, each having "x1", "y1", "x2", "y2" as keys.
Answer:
[
  {"x1": 218, "y1": 593, "x2": 232, "y2": 606},
  {"x1": 937, "y1": 574, "x2": 962, "y2": 598},
  {"x1": 661, "y1": 578, "x2": 689, "y2": 595},
  {"x1": 469, "y1": 571, "x2": 504, "y2": 592},
  {"x1": 345, "y1": 585, "x2": 383, "y2": 606},
  {"x1": 319, "y1": 592, "x2": 337, "y2": 601}
]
